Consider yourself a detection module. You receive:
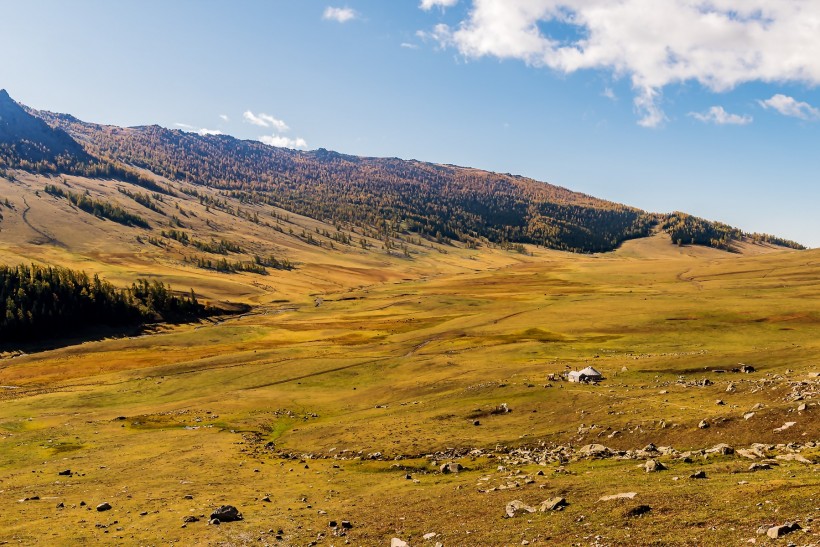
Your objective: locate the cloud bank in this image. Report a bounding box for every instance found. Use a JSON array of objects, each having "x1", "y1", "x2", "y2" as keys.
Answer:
[
  {"x1": 260, "y1": 135, "x2": 309, "y2": 149},
  {"x1": 420, "y1": 0, "x2": 459, "y2": 10},
  {"x1": 323, "y1": 7, "x2": 356, "y2": 23},
  {"x1": 759, "y1": 94, "x2": 820, "y2": 120},
  {"x1": 426, "y1": 1, "x2": 820, "y2": 126},
  {"x1": 689, "y1": 106, "x2": 752, "y2": 125}
]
